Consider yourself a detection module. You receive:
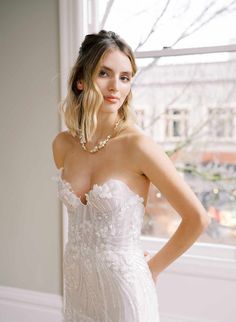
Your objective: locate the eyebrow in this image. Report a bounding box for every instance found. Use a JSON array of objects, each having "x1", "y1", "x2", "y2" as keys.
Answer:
[{"x1": 100, "y1": 65, "x2": 132, "y2": 76}]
